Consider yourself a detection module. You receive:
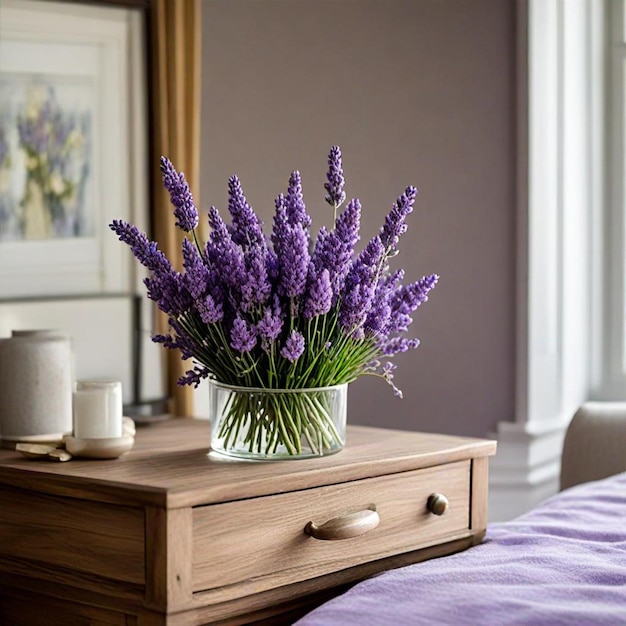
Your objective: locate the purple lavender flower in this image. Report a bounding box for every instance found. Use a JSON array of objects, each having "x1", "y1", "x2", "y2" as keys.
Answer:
[
  {"x1": 257, "y1": 306, "x2": 284, "y2": 351},
  {"x1": 257, "y1": 308, "x2": 283, "y2": 342},
  {"x1": 206, "y1": 206, "x2": 246, "y2": 290},
  {"x1": 324, "y1": 146, "x2": 346, "y2": 208},
  {"x1": 311, "y1": 199, "x2": 361, "y2": 298},
  {"x1": 230, "y1": 316, "x2": 257, "y2": 353},
  {"x1": 382, "y1": 337, "x2": 421, "y2": 356},
  {"x1": 154, "y1": 332, "x2": 205, "y2": 376},
  {"x1": 266, "y1": 247, "x2": 279, "y2": 281},
  {"x1": 227, "y1": 175, "x2": 265, "y2": 248},
  {"x1": 160, "y1": 156, "x2": 199, "y2": 232},
  {"x1": 278, "y1": 223, "x2": 310, "y2": 300},
  {"x1": 178, "y1": 365, "x2": 210, "y2": 388},
  {"x1": 109, "y1": 220, "x2": 172, "y2": 275},
  {"x1": 197, "y1": 294, "x2": 223, "y2": 324},
  {"x1": 383, "y1": 273, "x2": 438, "y2": 336},
  {"x1": 379, "y1": 186, "x2": 417, "y2": 253},
  {"x1": 391, "y1": 313, "x2": 413, "y2": 334},
  {"x1": 152, "y1": 333, "x2": 176, "y2": 349},
  {"x1": 310, "y1": 226, "x2": 329, "y2": 272},
  {"x1": 390, "y1": 273, "x2": 439, "y2": 316},
  {"x1": 162, "y1": 318, "x2": 197, "y2": 360},
  {"x1": 144, "y1": 271, "x2": 191, "y2": 316},
  {"x1": 118, "y1": 219, "x2": 194, "y2": 318},
  {"x1": 241, "y1": 246, "x2": 271, "y2": 311},
  {"x1": 286, "y1": 171, "x2": 312, "y2": 228},
  {"x1": 182, "y1": 237, "x2": 208, "y2": 300},
  {"x1": 271, "y1": 194, "x2": 289, "y2": 257},
  {"x1": 364, "y1": 269, "x2": 404, "y2": 338},
  {"x1": 304, "y1": 268, "x2": 332, "y2": 319},
  {"x1": 364, "y1": 300, "x2": 391, "y2": 338},
  {"x1": 339, "y1": 236, "x2": 384, "y2": 335},
  {"x1": 281, "y1": 330, "x2": 305, "y2": 362},
  {"x1": 334, "y1": 198, "x2": 361, "y2": 249}
]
